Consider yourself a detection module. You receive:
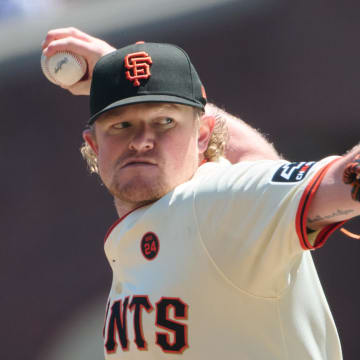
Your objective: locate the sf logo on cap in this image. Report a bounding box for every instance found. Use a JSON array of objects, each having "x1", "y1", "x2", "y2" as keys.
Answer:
[{"x1": 124, "y1": 51, "x2": 152, "y2": 86}]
